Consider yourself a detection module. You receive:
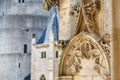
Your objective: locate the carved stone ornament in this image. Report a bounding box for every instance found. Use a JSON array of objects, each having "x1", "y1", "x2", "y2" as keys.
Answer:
[
  {"x1": 82, "y1": 0, "x2": 101, "y2": 38},
  {"x1": 43, "y1": 0, "x2": 58, "y2": 11},
  {"x1": 70, "y1": 4, "x2": 80, "y2": 23},
  {"x1": 99, "y1": 33, "x2": 110, "y2": 60},
  {"x1": 59, "y1": 33, "x2": 111, "y2": 80},
  {"x1": 74, "y1": 0, "x2": 102, "y2": 39}
]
